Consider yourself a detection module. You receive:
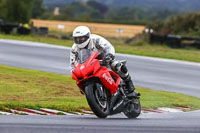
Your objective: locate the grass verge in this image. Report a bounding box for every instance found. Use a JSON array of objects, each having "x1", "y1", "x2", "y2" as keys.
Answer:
[
  {"x1": 0, "y1": 33, "x2": 200, "y2": 63},
  {"x1": 0, "y1": 65, "x2": 200, "y2": 112}
]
